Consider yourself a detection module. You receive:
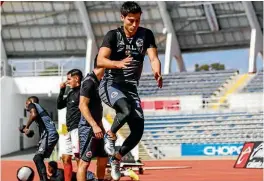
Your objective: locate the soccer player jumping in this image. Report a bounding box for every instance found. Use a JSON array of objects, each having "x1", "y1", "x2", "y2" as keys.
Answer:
[{"x1": 97, "y1": 1, "x2": 162, "y2": 180}]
